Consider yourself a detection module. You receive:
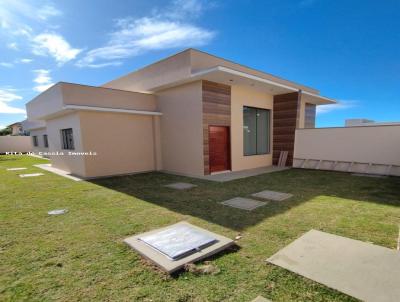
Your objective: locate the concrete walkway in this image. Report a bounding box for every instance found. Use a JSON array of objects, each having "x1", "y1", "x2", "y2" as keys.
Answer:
[
  {"x1": 34, "y1": 164, "x2": 83, "y2": 181},
  {"x1": 200, "y1": 166, "x2": 289, "y2": 182},
  {"x1": 267, "y1": 230, "x2": 400, "y2": 302}
]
